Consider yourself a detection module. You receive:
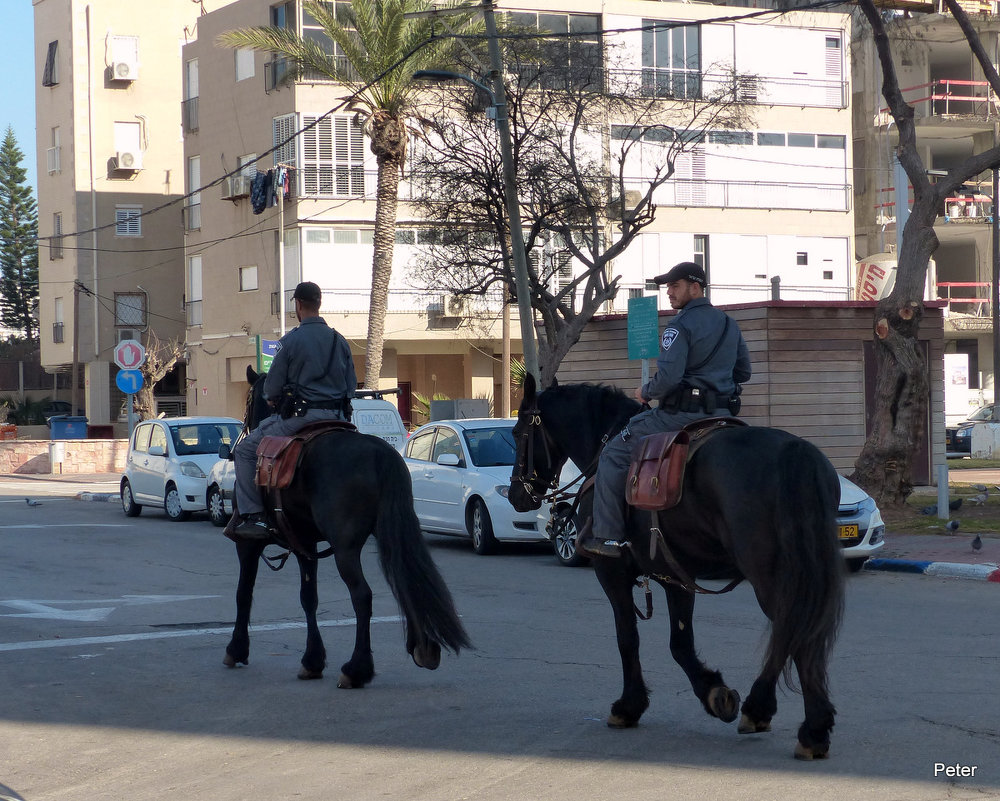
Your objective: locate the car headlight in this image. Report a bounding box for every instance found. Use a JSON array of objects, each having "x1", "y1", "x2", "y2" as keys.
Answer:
[
  {"x1": 180, "y1": 461, "x2": 206, "y2": 478},
  {"x1": 496, "y1": 485, "x2": 511, "y2": 498},
  {"x1": 956, "y1": 428, "x2": 971, "y2": 440}
]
